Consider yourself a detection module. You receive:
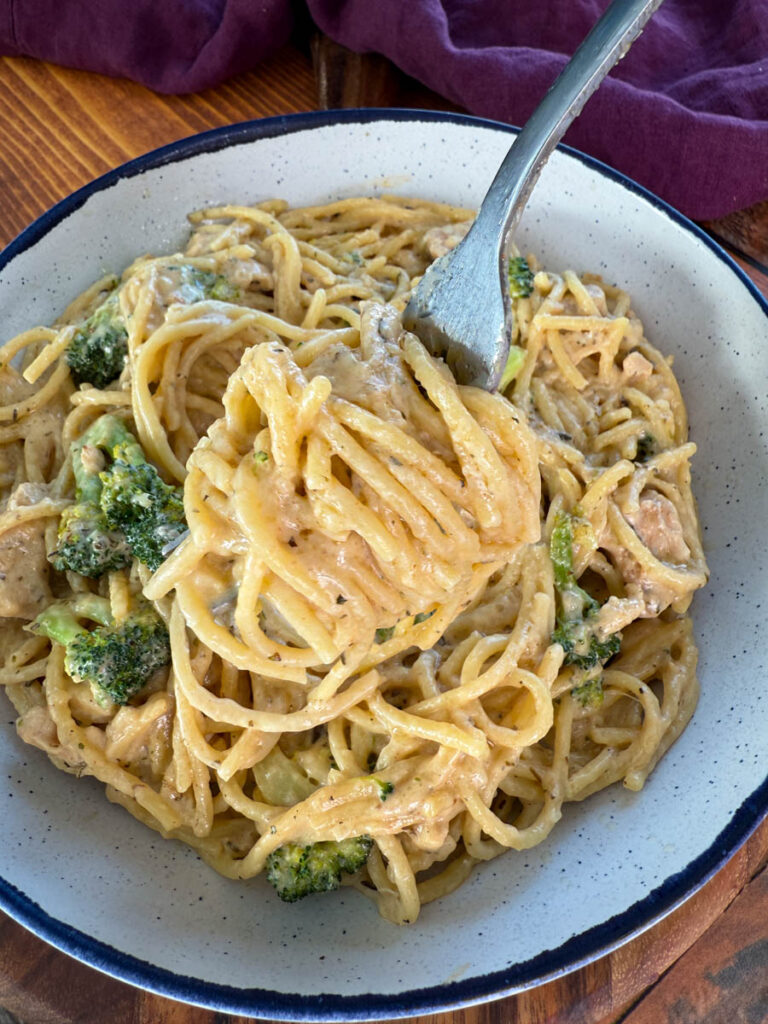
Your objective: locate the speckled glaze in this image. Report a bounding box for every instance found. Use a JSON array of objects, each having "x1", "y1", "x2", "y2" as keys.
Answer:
[{"x1": 0, "y1": 112, "x2": 766, "y2": 1020}]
